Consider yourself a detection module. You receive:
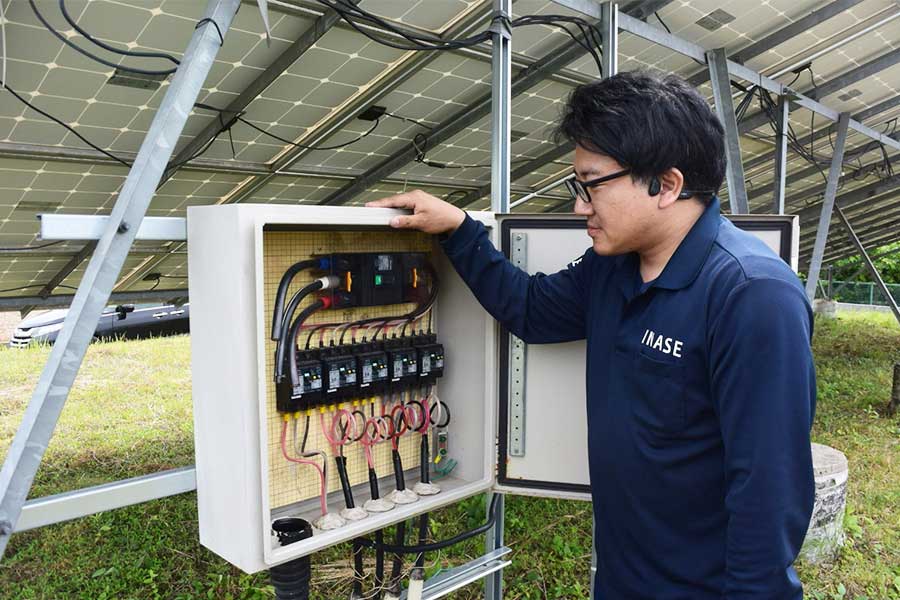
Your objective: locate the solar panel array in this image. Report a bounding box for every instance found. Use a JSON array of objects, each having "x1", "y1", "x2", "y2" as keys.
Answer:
[{"x1": 0, "y1": 0, "x2": 897, "y2": 302}]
